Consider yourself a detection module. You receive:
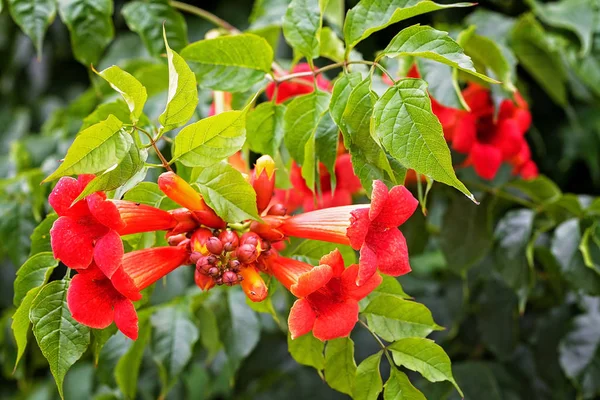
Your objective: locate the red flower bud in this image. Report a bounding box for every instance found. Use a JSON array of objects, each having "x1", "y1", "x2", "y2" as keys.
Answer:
[
  {"x1": 240, "y1": 232, "x2": 260, "y2": 247},
  {"x1": 252, "y1": 155, "x2": 276, "y2": 213},
  {"x1": 206, "y1": 236, "x2": 224, "y2": 255},
  {"x1": 194, "y1": 269, "x2": 215, "y2": 291},
  {"x1": 250, "y1": 218, "x2": 285, "y2": 242},
  {"x1": 207, "y1": 266, "x2": 220, "y2": 276},
  {"x1": 229, "y1": 259, "x2": 241, "y2": 271},
  {"x1": 267, "y1": 203, "x2": 287, "y2": 216},
  {"x1": 237, "y1": 244, "x2": 258, "y2": 264},
  {"x1": 222, "y1": 270, "x2": 239, "y2": 286},
  {"x1": 189, "y1": 252, "x2": 202, "y2": 264},
  {"x1": 218, "y1": 230, "x2": 239, "y2": 251},
  {"x1": 240, "y1": 266, "x2": 268, "y2": 302},
  {"x1": 169, "y1": 208, "x2": 198, "y2": 235},
  {"x1": 191, "y1": 228, "x2": 213, "y2": 255},
  {"x1": 167, "y1": 233, "x2": 188, "y2": 246}
]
